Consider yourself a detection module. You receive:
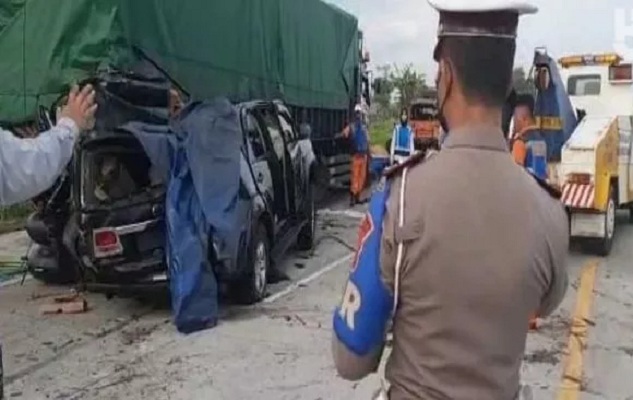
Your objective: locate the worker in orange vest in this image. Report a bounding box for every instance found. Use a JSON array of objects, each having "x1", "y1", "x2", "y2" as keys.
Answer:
[
  {"x1": 343, "y1": 104, "x2": 370, "y2": 206},
  {"x1": 510, "y1": 94, "x2": 542, "y2": 166}
]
